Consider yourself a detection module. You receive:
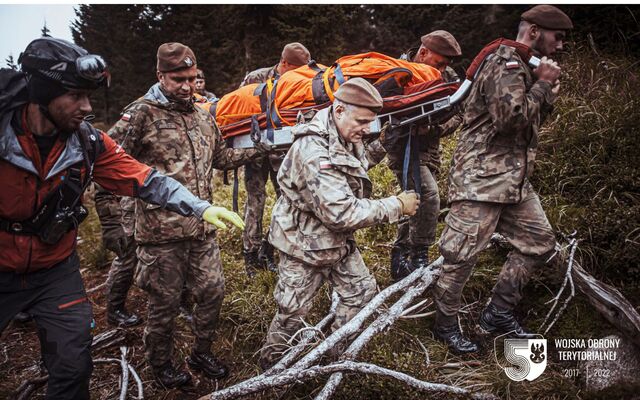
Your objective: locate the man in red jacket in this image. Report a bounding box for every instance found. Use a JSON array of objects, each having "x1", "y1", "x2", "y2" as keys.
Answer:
[{"x1": 0, "y1": 37, "x2": 243, "y2": 399}]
